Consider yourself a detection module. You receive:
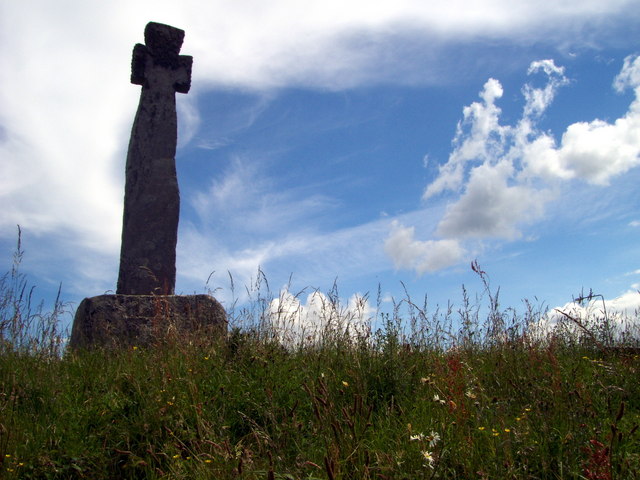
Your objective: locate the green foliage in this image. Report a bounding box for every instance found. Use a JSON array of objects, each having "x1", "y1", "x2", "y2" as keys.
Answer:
[{"x1": 1, "y1": 241, "x2": 639, "y2": 478}]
